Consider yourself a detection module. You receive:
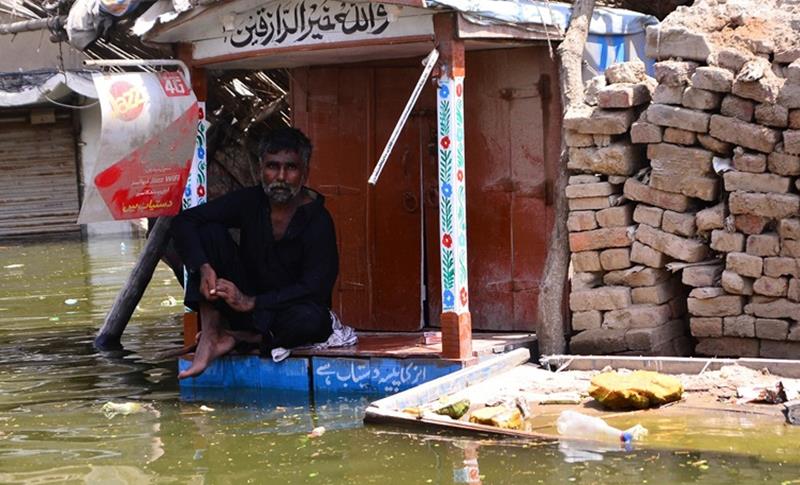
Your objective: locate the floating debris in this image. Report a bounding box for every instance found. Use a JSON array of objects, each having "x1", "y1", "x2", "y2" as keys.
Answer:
[
  {"x1": 308, "y1": 426, "x2": 325, "y2": 438},
  {"x1": 199, "y1": 405, "x2": 215, "y2": 412},
  {"x1": 64, "y1": 298, "x2": 78, "y2": 305},
  {"x1": 102, "y1": 401, "x2": 152, "y2": 419}
]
